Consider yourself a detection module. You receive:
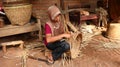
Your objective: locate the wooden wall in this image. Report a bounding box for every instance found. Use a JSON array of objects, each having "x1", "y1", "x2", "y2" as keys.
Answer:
[
  {"x1": 80, "y1": 0, "x2": 98, "y2": 11},
  {"x1": 30, "y1": 0, "x2": 60, "y2": 23},
  {"x1": 62, "y1": 0, "x2": 97, "y2": 11},
  {"x1": 0, "y1": 0, "x2": 98, "y2": 23},
  {"x1": 0, "y1": 0, "x2": 2, "y2": 6},
  {"x1": 108, "y1": 0, "x2": 120, "y2": 20},
  {"x1": 30, "y1": 0, "x2": 98, "y2": 23}
]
